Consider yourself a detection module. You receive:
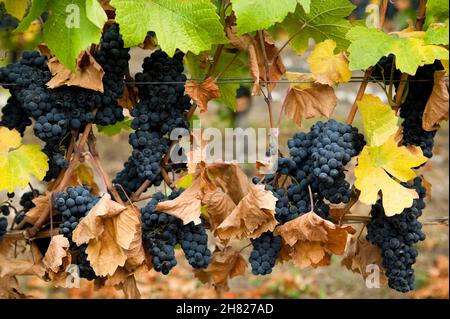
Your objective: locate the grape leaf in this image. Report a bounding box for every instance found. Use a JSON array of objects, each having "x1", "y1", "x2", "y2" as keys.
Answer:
[
  {"x1": 280, "y1": 0, "x2": 355, "y2": 55},
  {"x1": 85, "y1": 0, "x2": 108, "y2": 29},
  {"x1": 425, "y1": 23, "x2": 449, "y2": 46},
  {"x1": 17, "y1": 0, "x2": 105, "y2": 71},
  {"x1": 232, "y1": 0, "x2": 310, "y2": 35},
  {"x1": 347, "y1": 26, "x2": 449, "y2": 75},
  {"x1": 0, "y1": 128, "x2": 49, "y2": 192},
  {"x1": 0, "y1": 0, "x2": 29, "y2": 19},
  {"x1": 185, "y1": 77, "x2": 221, "y2": 113},
  {"x1": 427, "y1": 0, "x2": 449, "y2": 22},
  {"x1": 423, "y1": 70, "x2": 449, "y2": 131},
  {"x1": 110, "y1": 0, "x2": 227, "y2": 56},
  {"x1": 307, "y1": 39, "x2": 351, "y2": 86},
  {"x1": 97, "y1": 117, "x2": 132, "y2": 137},
  {"x1": 186, "y1": 49, "x2": 250, "y2": 110},
  {"x1": 355, "y1": 135, "x2": 427, "y2": 216},
  {"x1": 357, "y1": 95, "x2": 399, "y2": 147}
]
